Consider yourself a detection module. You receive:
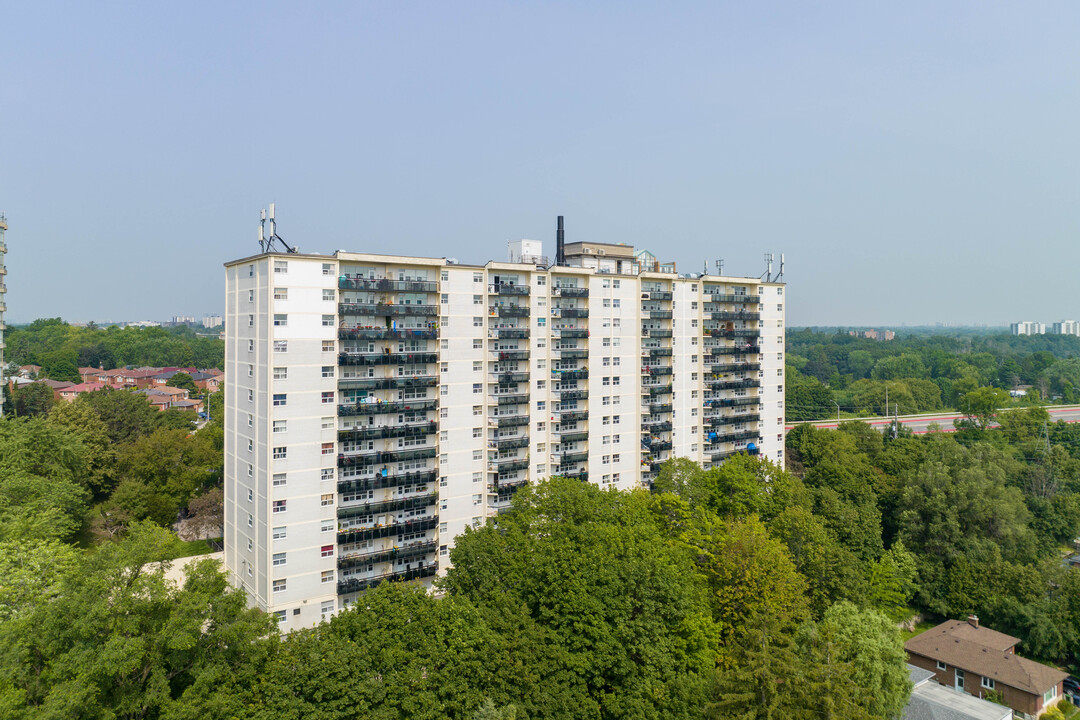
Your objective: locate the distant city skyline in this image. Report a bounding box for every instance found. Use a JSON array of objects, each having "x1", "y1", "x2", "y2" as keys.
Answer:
[{"x1": 3, "y1": 3, "x2": 1079, "y2": 326}]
